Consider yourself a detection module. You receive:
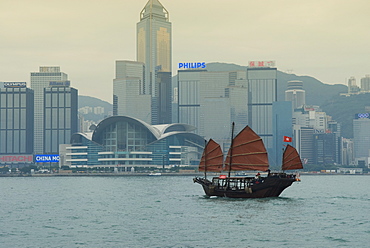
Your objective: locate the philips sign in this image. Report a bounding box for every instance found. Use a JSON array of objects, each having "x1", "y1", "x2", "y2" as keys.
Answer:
[
  {"x1": 35, "y1": 155, "x2": 60, "y2": 163},
  {"x1": 178, "y1": 62, "x2": 206, "y2": 69}
]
